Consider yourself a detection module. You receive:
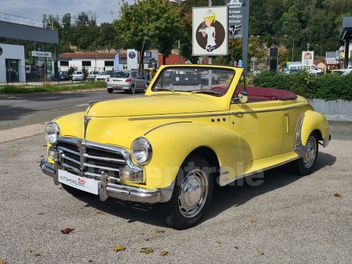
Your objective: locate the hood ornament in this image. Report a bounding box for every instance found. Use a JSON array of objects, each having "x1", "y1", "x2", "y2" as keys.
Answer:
[{"x1": 84, "y1": 116, "x2": 91, "y2": 139}]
